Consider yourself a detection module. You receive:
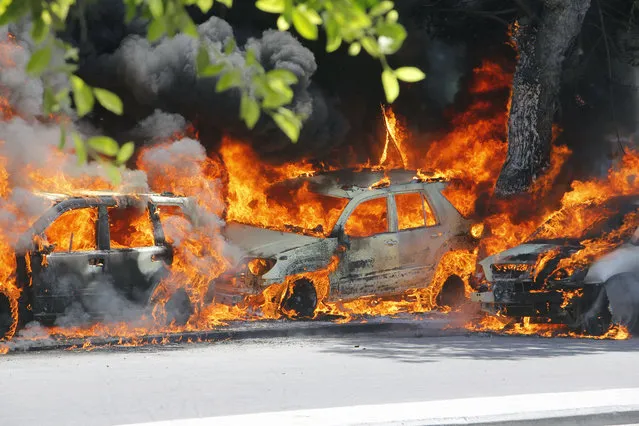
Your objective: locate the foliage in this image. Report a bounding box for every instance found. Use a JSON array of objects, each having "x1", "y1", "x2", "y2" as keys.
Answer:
[{"x1": 0, "y1": 0, "x2": 424, "y2": 180}]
